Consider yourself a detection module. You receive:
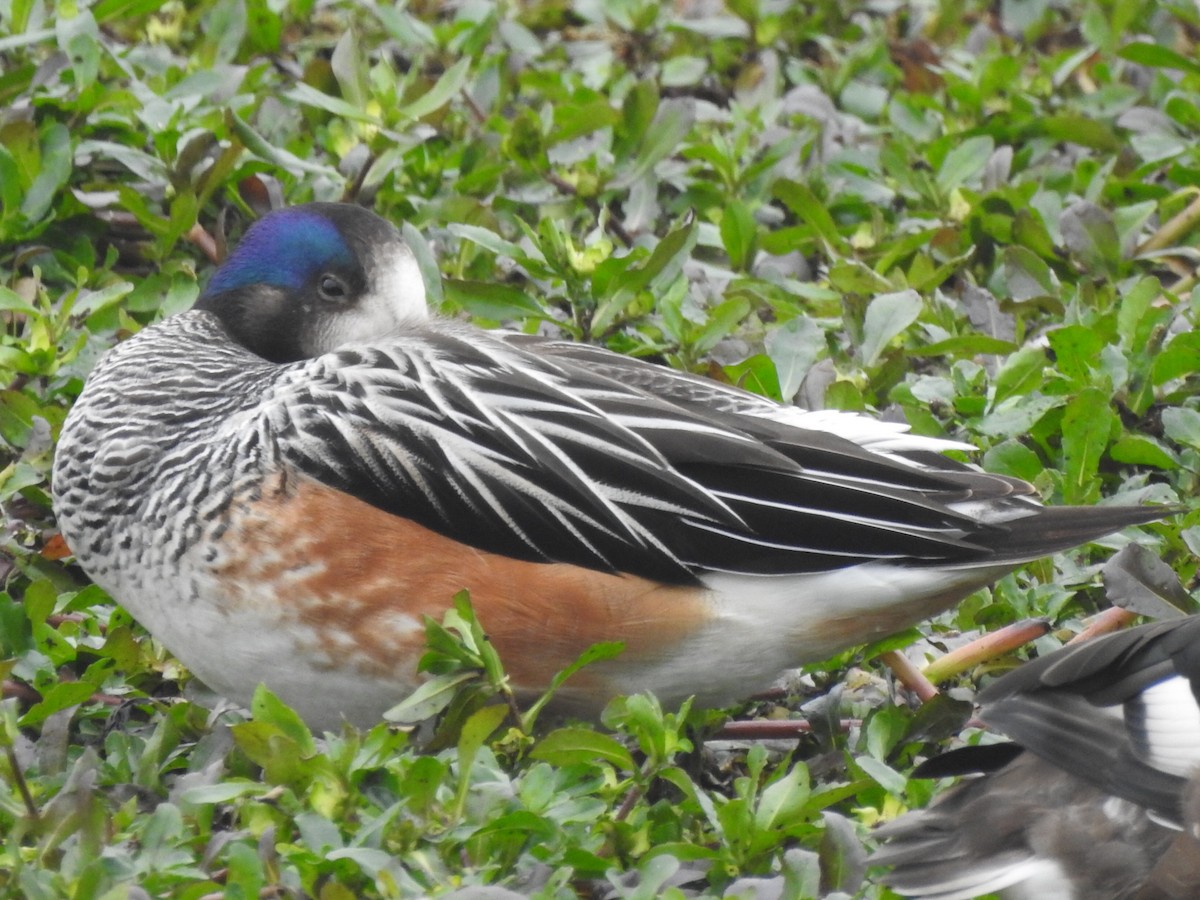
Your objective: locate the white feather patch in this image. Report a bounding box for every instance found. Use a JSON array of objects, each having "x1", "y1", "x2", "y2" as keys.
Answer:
[{"x1": 1134, "y1": 676, "x2": 1200, "y2": 778}]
